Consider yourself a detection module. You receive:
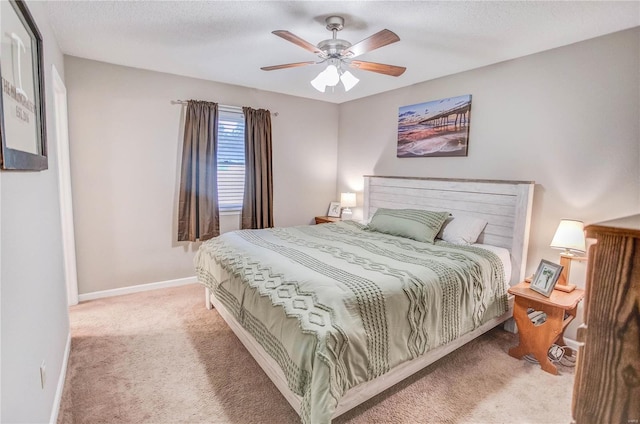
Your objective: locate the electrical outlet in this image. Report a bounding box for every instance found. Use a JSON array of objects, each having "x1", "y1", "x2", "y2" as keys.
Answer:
[{"x1": 40, "y1": 361, "x2": 46, "y2": 389}]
